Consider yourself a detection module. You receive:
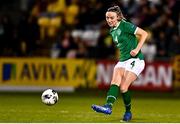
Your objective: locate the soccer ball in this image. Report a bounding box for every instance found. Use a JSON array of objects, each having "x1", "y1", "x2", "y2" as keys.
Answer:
[{"x1": 41, "y1": 89, "x2": 59, "y2": 105}]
